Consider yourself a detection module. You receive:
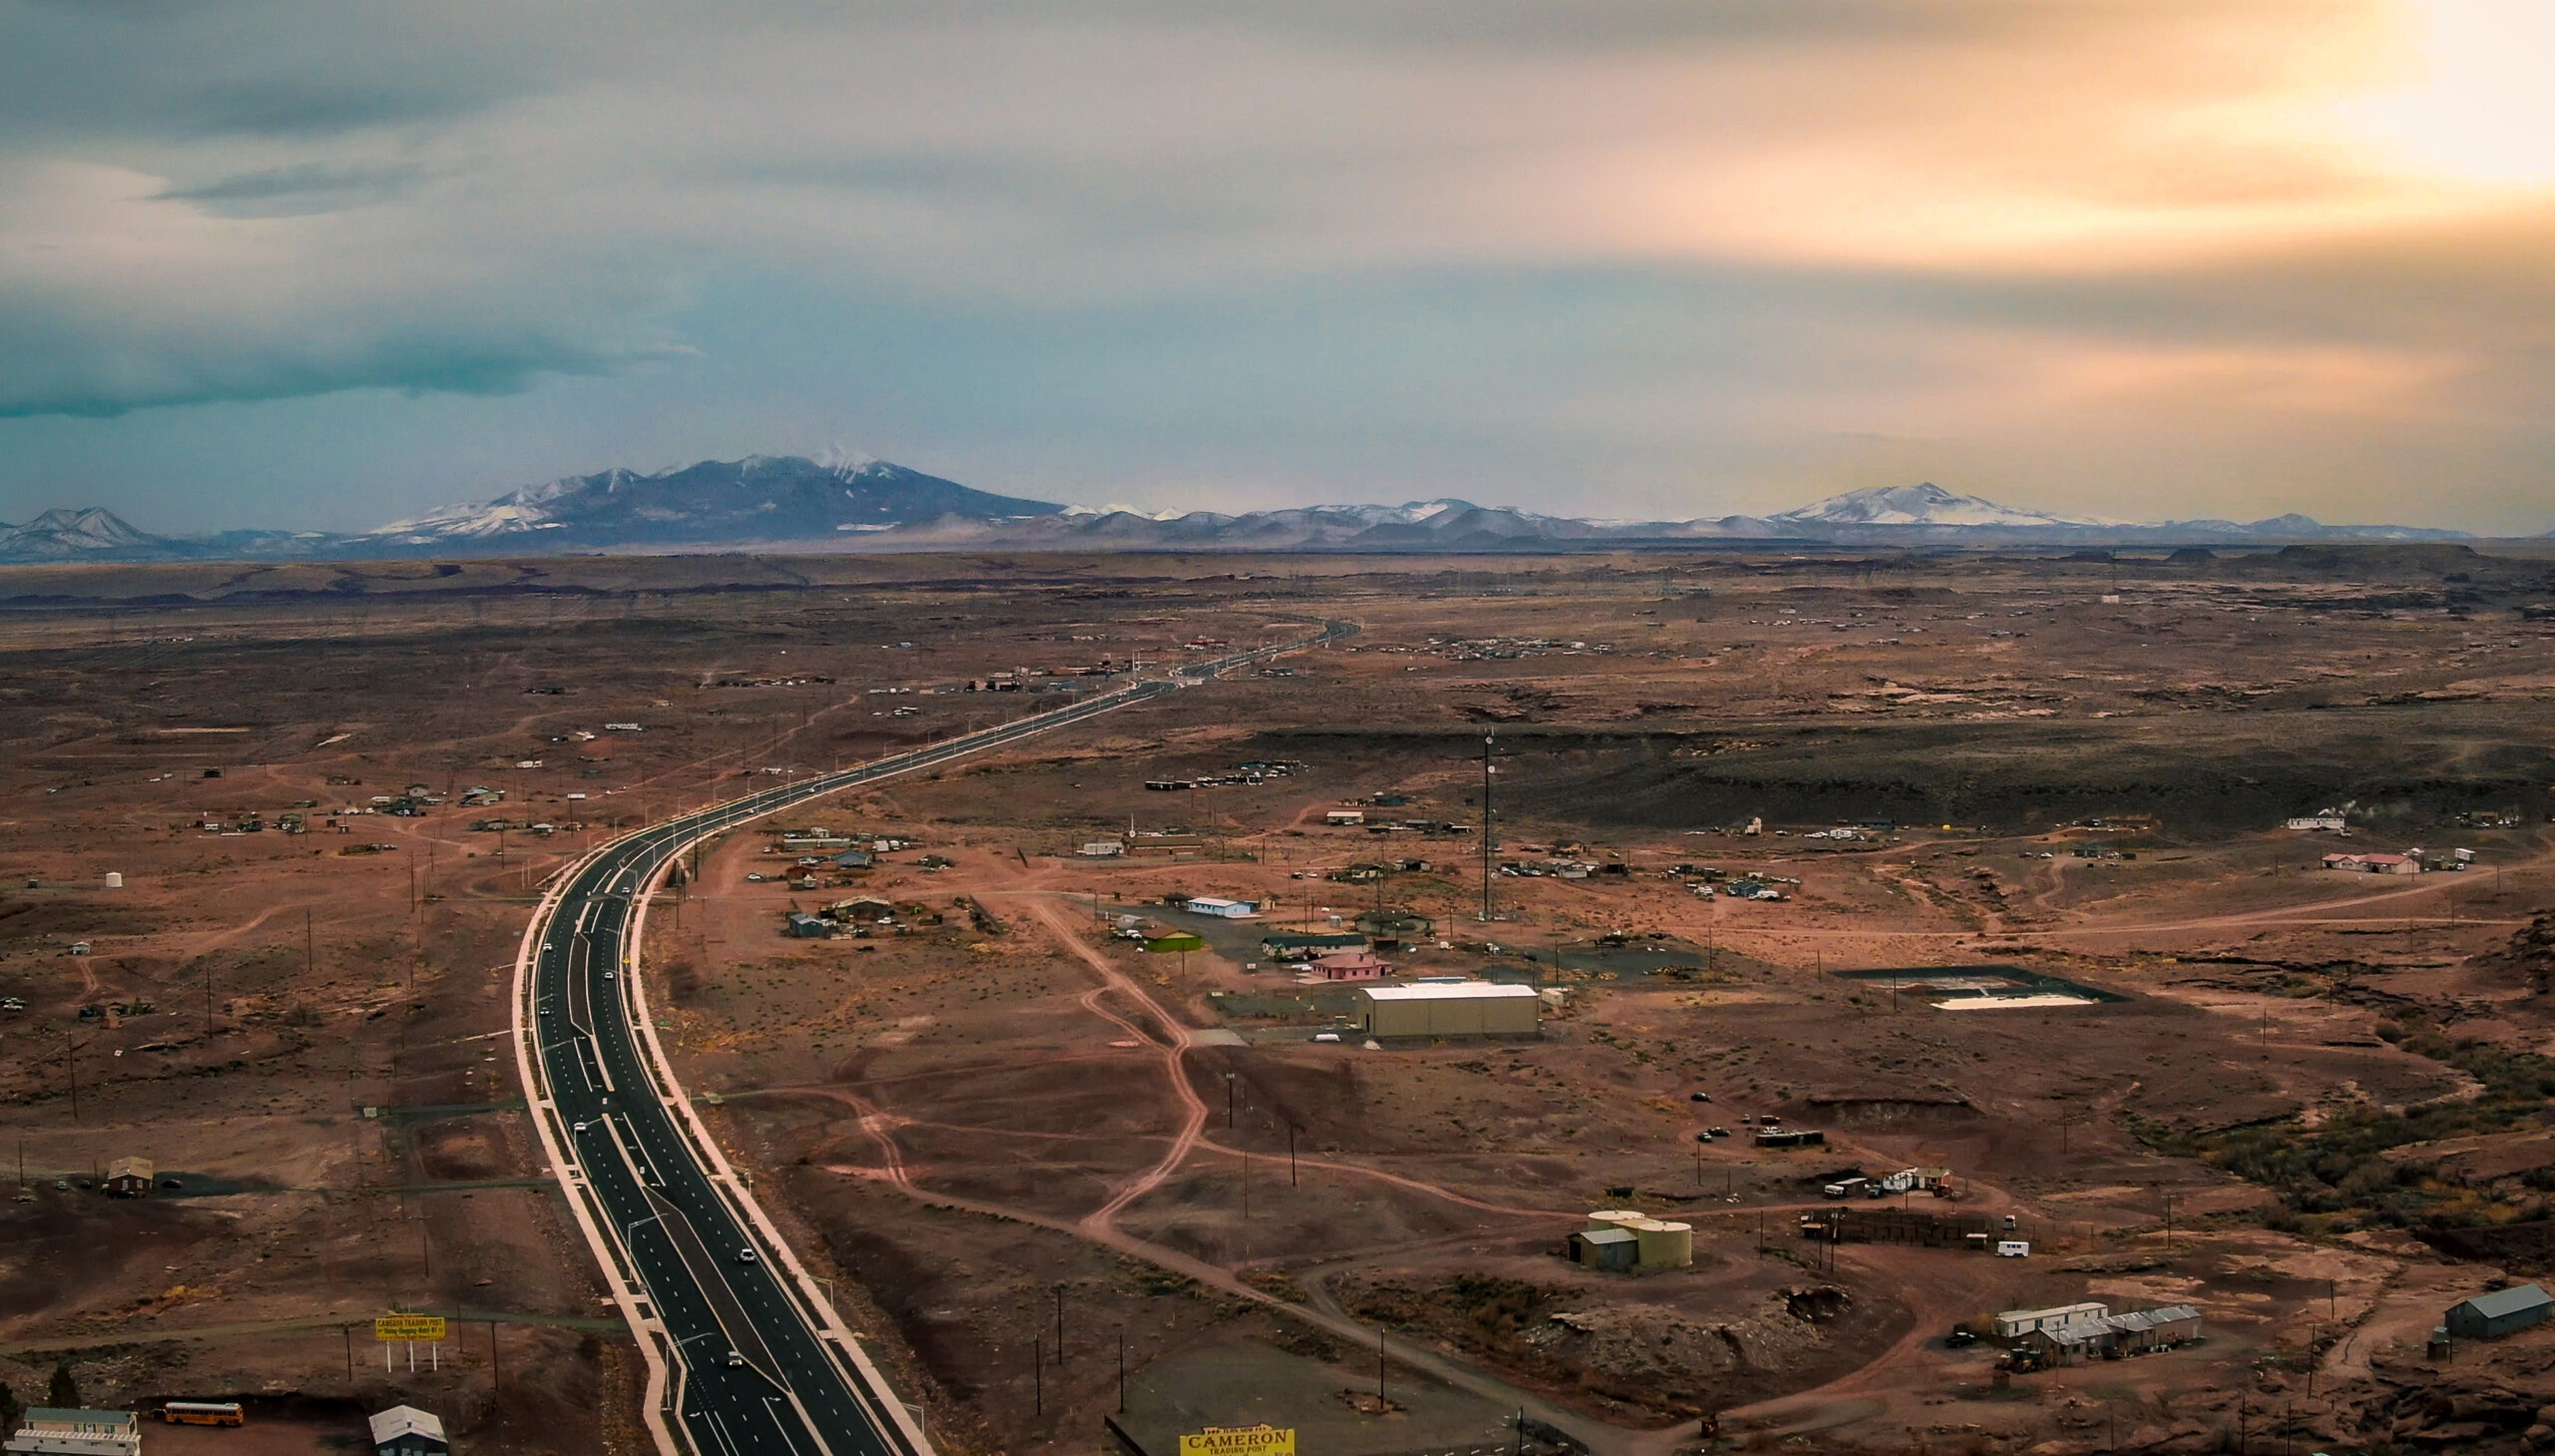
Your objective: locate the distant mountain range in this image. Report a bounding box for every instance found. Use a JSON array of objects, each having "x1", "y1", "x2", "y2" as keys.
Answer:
[{"x1": 0, "y1": 462, "x2": 2510, "y2": 565}]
